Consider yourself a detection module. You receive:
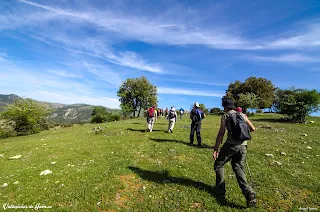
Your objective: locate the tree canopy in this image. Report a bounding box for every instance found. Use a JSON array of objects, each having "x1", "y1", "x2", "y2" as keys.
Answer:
[
  {"x1": 274, "y1": 88, "x2": 320, "y2": 123},
  {"x1": 117, "y1": 76, "x2": 157, "y2": 117},
  {"x1": 225, "y1": 77, "x2": 275, "y2": 109}
]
